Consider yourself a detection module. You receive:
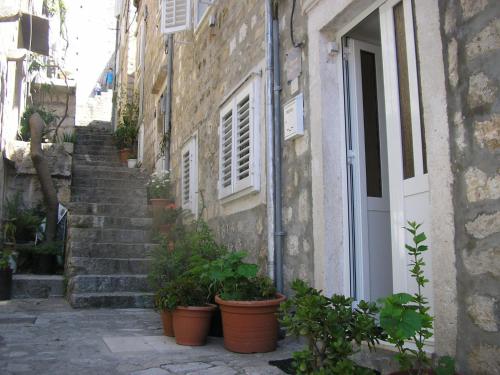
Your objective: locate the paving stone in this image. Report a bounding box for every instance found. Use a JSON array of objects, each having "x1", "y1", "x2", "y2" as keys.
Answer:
[{"x1": 162, "y1": 362, "x2": 213, "y2": 373}]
